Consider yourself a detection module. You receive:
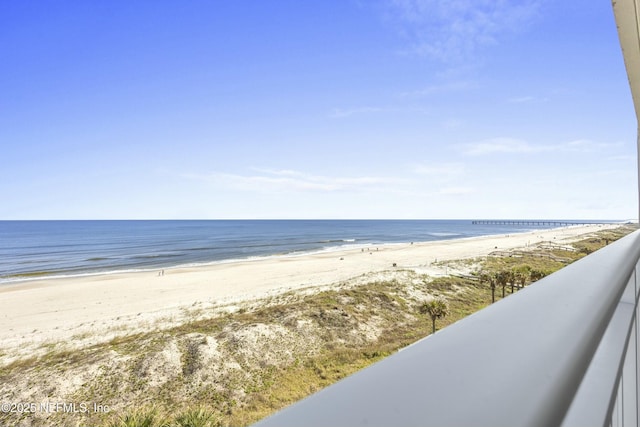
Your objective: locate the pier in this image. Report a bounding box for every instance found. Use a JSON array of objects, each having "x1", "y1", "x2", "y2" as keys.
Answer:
[{"x1": 471, "y1": 220, "x2": 602, "y2": 226}]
